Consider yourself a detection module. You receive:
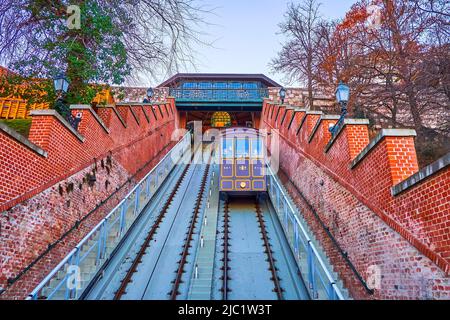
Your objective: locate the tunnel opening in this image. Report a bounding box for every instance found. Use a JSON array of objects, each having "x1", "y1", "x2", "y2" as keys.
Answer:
[{"x1": 180, "y1": 111, "x2": 259, "y2": 132}]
